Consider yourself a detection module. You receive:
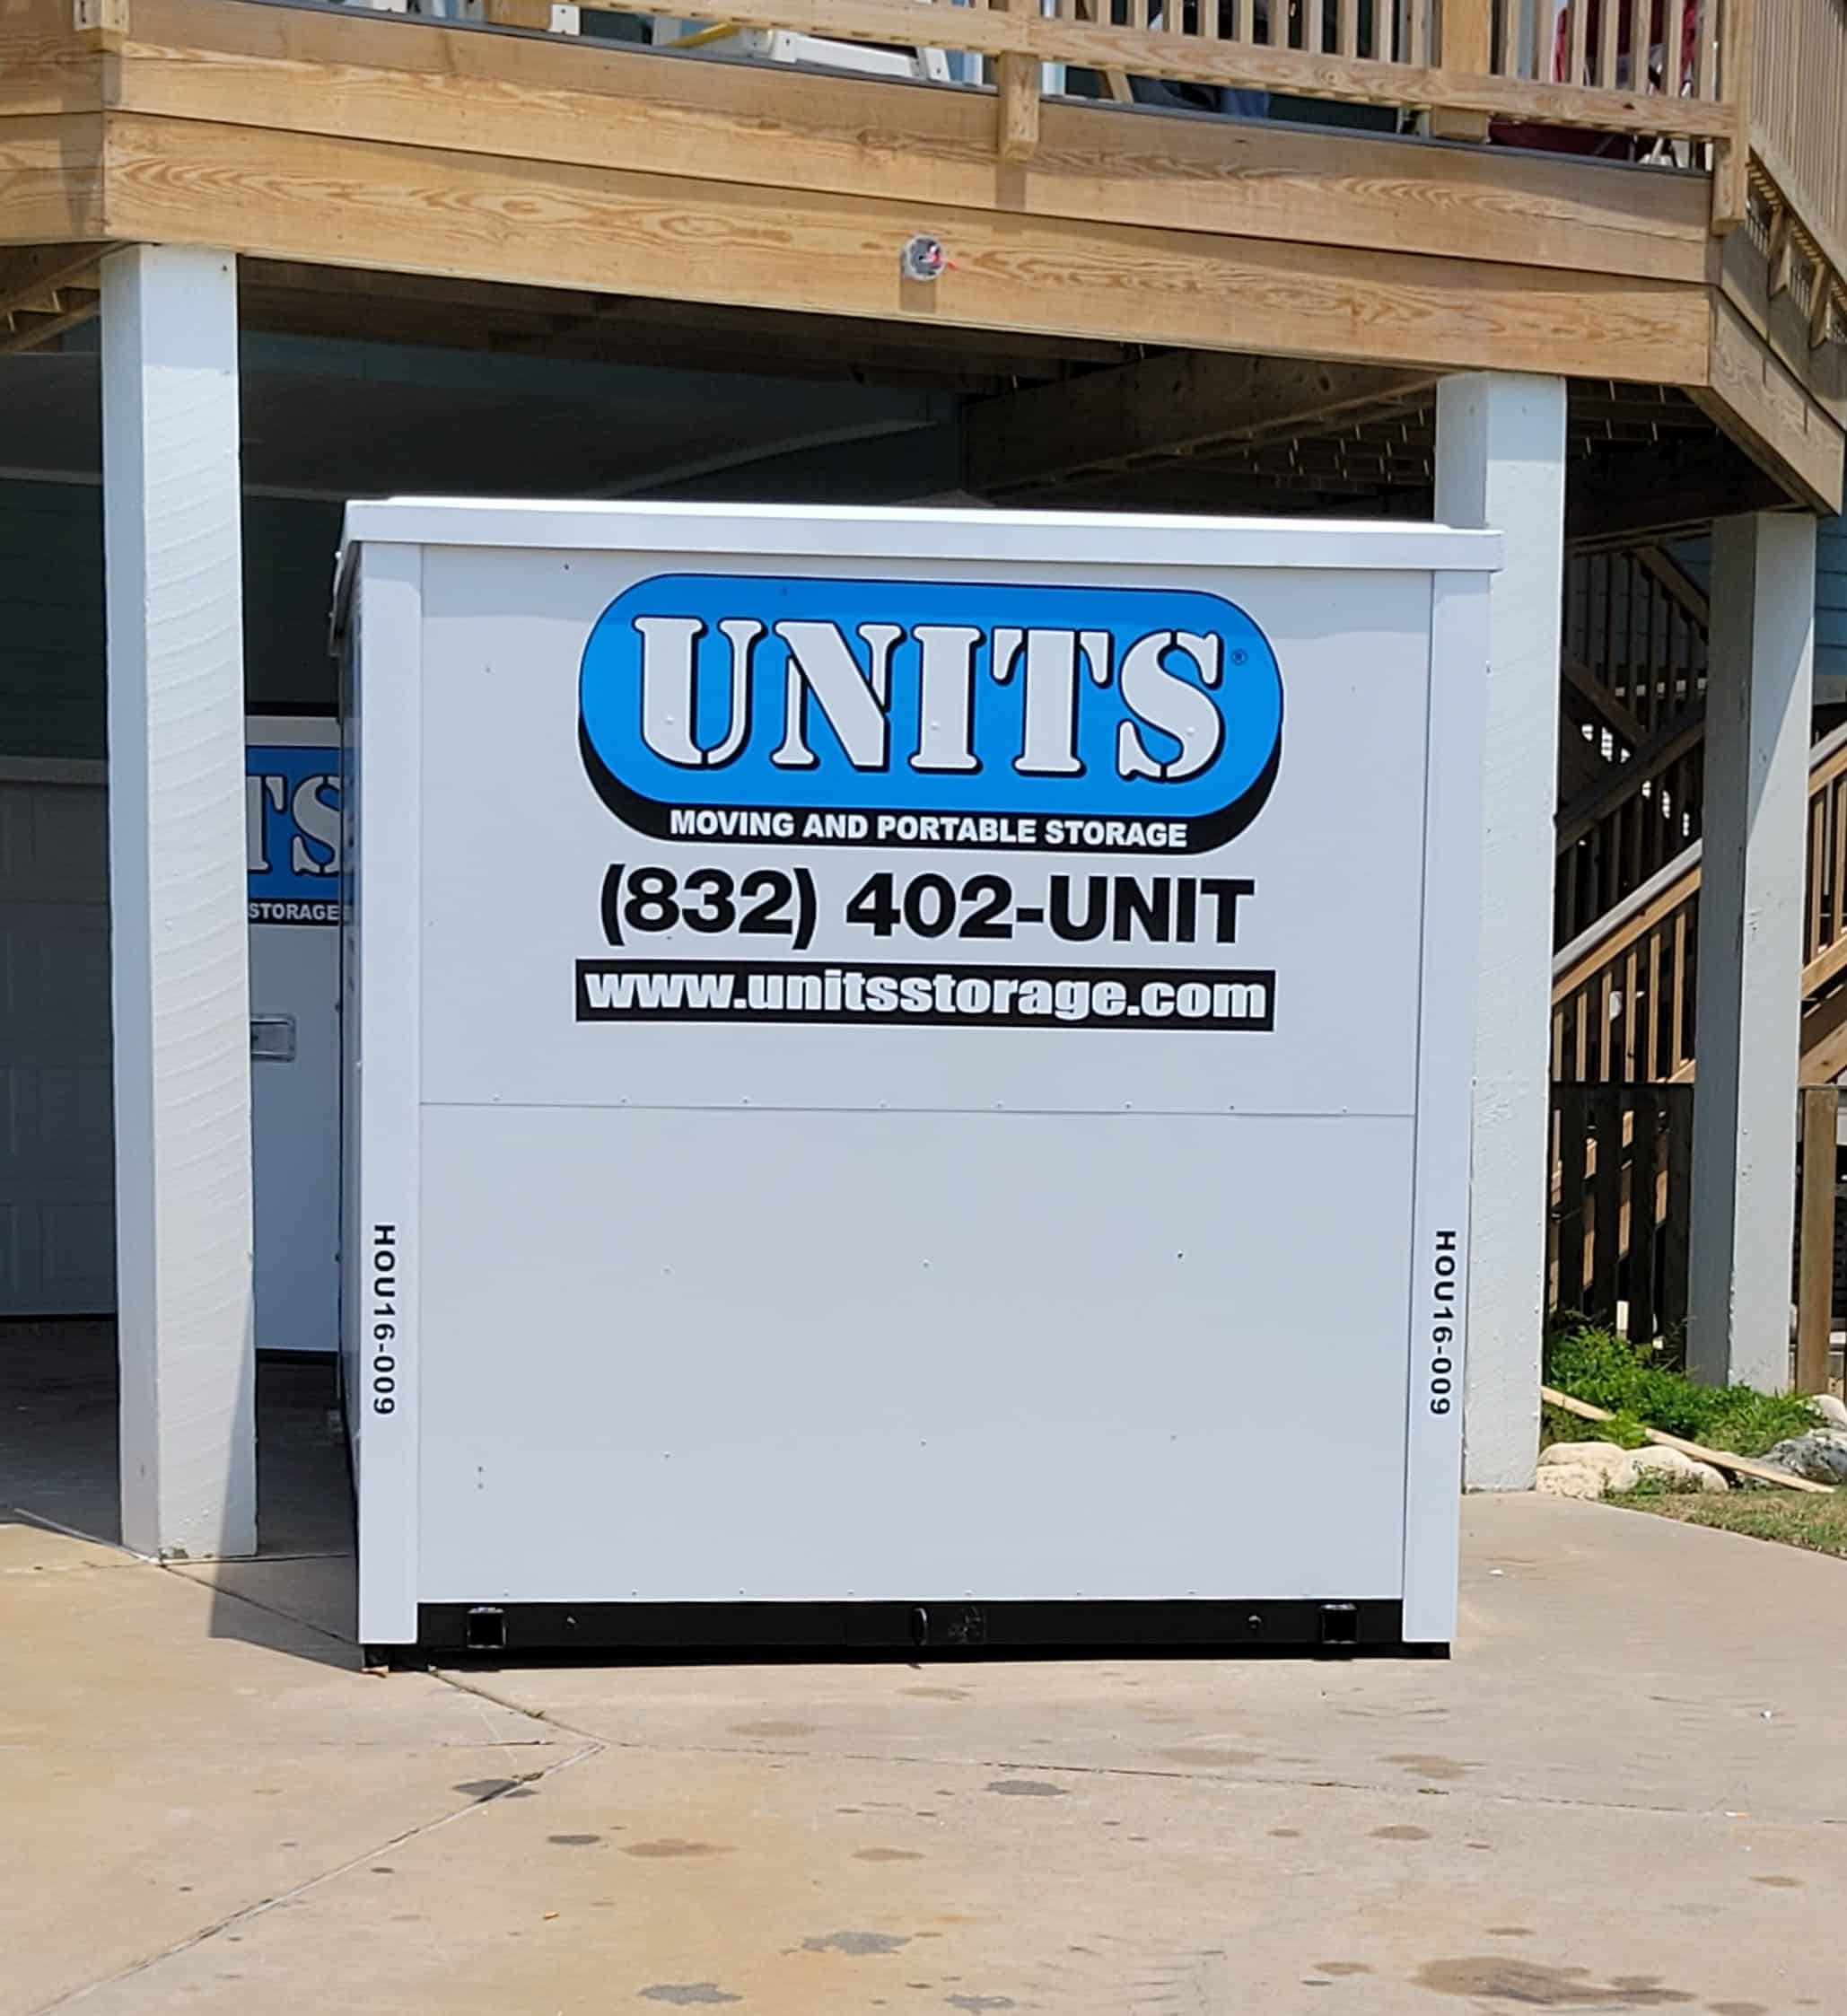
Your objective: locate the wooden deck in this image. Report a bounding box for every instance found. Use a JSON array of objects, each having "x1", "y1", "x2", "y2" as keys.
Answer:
[{"x1": 0, "y1": 0, "x2": 1842, "y2": 508}]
